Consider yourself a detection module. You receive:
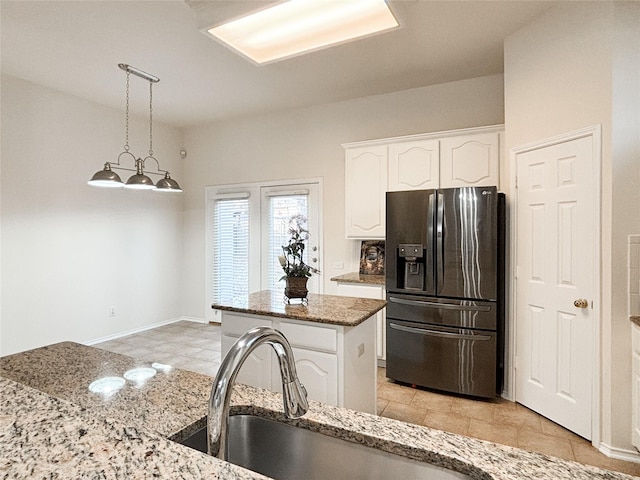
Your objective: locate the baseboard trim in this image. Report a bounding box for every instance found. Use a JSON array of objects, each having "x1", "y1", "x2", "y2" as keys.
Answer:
[
  {"x1": 180, "y1": 316, "x2": 207, "y2": 324},
  {"x1": 85, "y1": 317, "x2": 185, "y2": 346},
  {"x1": 599, "y1": 442, "x2": 640, "y2": 463}
]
